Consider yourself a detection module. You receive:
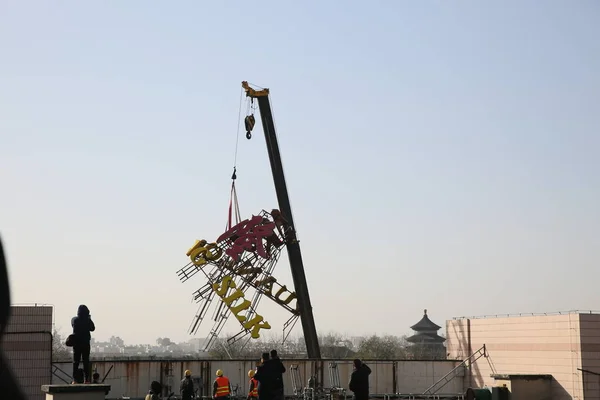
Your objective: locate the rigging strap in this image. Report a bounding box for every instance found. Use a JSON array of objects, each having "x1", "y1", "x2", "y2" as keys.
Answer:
[{"x1": 227, "y1": 172, "x2": 241, "y2": 231}]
